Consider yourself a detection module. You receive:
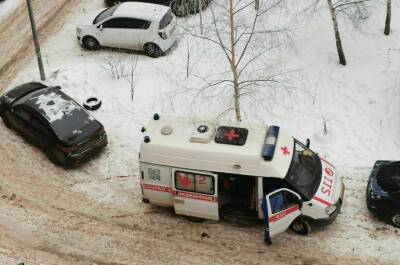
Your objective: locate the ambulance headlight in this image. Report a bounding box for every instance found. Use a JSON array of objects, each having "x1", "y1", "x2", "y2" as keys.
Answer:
[{"x1": 325, "y1": 205, "x2": 336, "y2": 215}]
